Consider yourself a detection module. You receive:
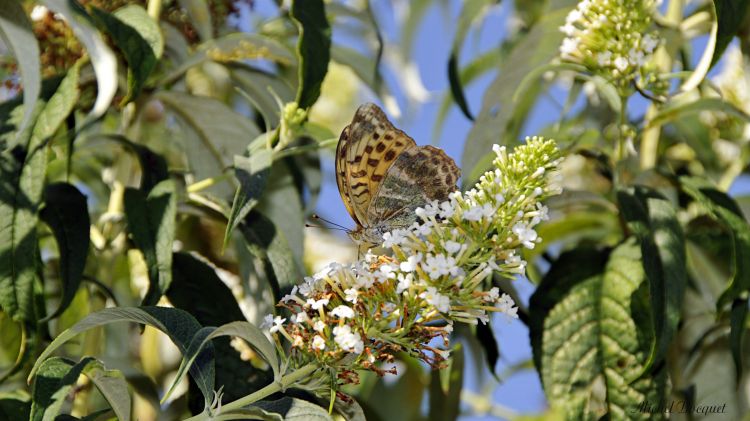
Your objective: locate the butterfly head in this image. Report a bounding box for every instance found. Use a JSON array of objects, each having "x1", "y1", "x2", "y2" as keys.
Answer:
[{"x1": 348, "y1": 225, "x2": 387, "y2": 248}]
